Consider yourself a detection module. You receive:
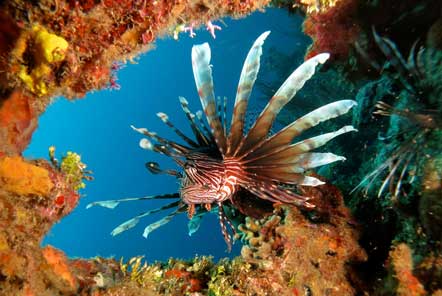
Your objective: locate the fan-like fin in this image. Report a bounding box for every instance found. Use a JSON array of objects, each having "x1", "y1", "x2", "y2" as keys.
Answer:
[
  {"x1": 111, "y1": 200, "x2": 181, "y2": 236},
  {"x1": 244, "y1": 100, "x2": 357, "y2": 159},
  {"x1": 192, "y1": 43, "x2": 227, "y2": 153},
  {"x1": 86, "y1": 193, "x2": 180, "y2": 209},
  {"x1": 157, "y1": 112, "x2": 198, "y2": 147},
  {"x1": 248, "y1": 125, "x2": 356, "y2": 164},
  {"x1": 242, "y1": 179, "x2": 314, "y2": 207},
  {"x1": 143, "y1": 204, "x2": 187, "y2": 238},
  {"x1": 236, "y1": 53, "x2": 330, "y2": 156},
  {"x1": 246, "y1": 152, "x2": 345, "y2": 172},
  {"x1": 227, "y1": 31, "x2": 270, "y2": 156}
]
